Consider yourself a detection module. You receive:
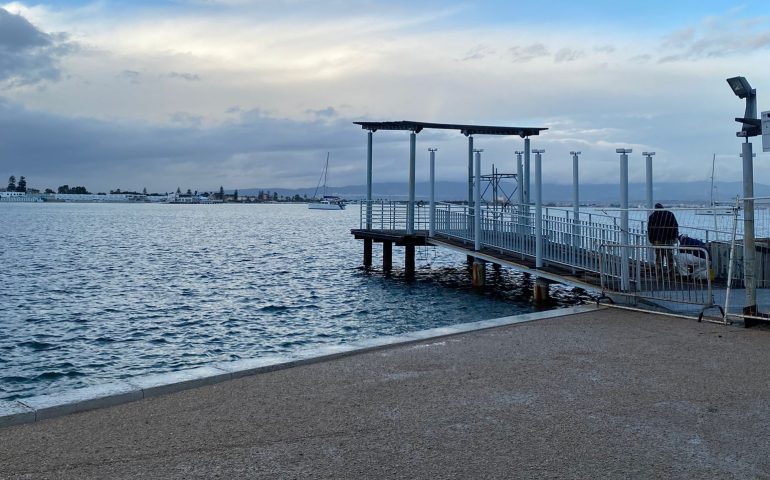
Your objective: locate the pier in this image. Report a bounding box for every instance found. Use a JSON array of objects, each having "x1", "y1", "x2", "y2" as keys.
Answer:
[{"x1": 351, "y1": 120, "x2": 770, "y2": 324}]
